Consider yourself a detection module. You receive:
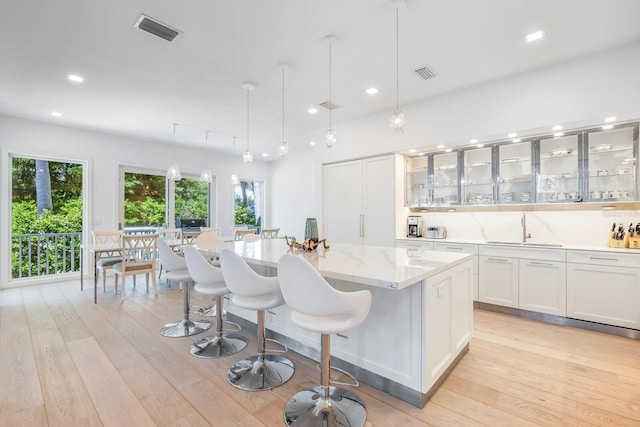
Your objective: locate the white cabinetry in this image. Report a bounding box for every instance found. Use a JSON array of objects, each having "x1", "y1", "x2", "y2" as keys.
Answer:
[
  {"x1": 567, "y1": 250, "x2": 640, "y2": 329},
  {"x1": 479, "y1": 245, "x2": 566, "y2": 313},
  {"x1": 324, "y1": 155, "x2": 396, "y2": 246},
  {"x1": 433, "y1": 242, "x2": 479, "y2": 301}
]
